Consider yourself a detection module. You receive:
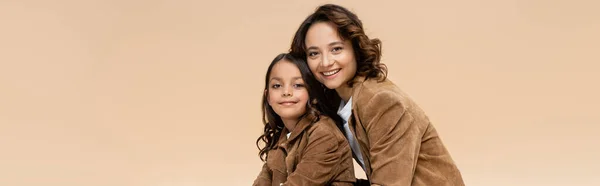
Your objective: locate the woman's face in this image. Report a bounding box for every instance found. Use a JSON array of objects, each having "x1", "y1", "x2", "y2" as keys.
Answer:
[
  {"x1": 267, "y1": 60, "x2": 309, "y2": 122},
  {"x1": 304, "y1": 22, "x2": 357, "y2": 90}
]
